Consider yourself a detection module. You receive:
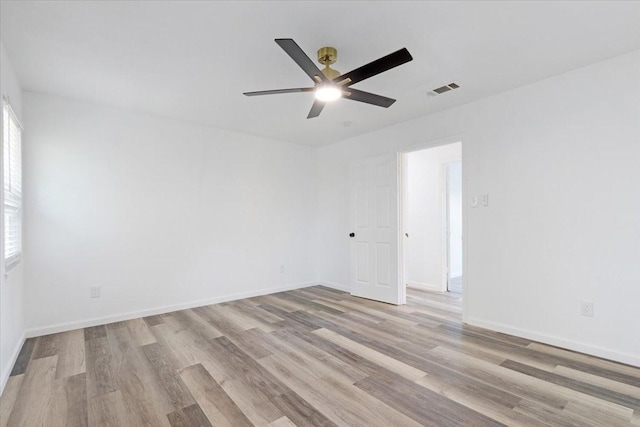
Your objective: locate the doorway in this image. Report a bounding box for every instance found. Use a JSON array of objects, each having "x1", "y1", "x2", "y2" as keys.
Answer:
[{"x1": 401, "y1": 142, "x2": 462, "y2": 296}]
